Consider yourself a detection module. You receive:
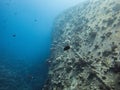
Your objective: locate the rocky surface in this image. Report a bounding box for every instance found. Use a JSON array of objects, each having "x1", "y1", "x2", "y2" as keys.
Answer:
[{"x1": 43, "y1": 0, "x2": 120, "y2": 90}]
